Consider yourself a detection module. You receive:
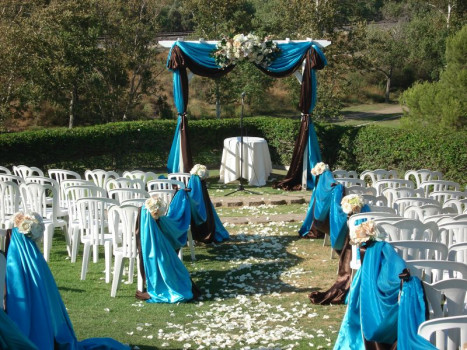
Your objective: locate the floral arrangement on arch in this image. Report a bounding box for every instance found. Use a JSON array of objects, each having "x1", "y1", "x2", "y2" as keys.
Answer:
[
  {"x1": 145, "y1": 195, "x2": 167, "y2": 221},
  {"x1": 350, "y1": 220, "x2": 379, "y2": 246},
  {"x1": 341, "y1": 194, "x2": 364, "y2": 215},
  {"x1": 12, "y1": 212, "x2": 45, "y2": 242},
  {"x1": 213, "y1": 33, "x2": 280, "y2": 68},
  {"x1": 190, "y1": 164, "x2": 209, "y2": 181},
  {"x1": 311, "y1": 162, "x2": 329, "y2": 176}
]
